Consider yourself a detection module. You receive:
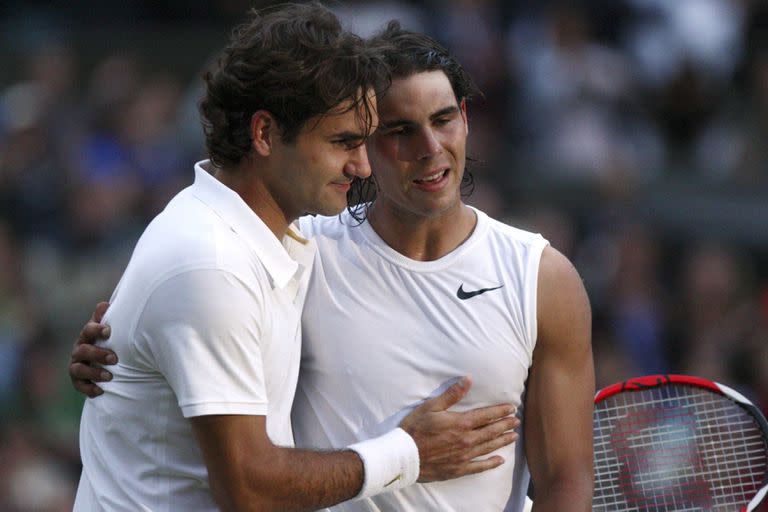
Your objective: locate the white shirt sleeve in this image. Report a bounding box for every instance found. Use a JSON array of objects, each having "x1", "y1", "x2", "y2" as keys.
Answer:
[{"x1": 134, "y1": 268, "x2": 270, "y2": 418}]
